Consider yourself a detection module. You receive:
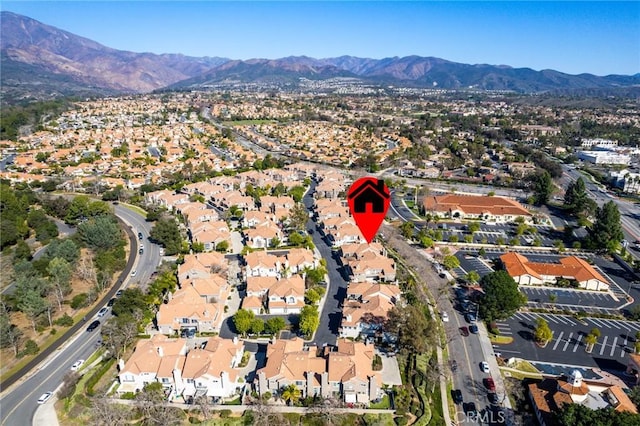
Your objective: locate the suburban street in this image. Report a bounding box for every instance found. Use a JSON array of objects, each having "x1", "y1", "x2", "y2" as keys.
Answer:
[{"x1": 0, "y1": 204, "x2": 161, "y2": 426}]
